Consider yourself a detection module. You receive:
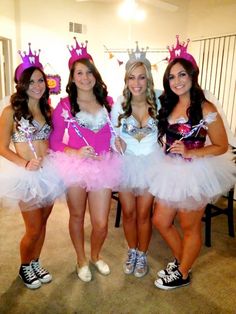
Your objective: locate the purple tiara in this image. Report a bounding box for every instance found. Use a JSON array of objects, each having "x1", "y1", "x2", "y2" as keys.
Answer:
[
  {"x1": 15, "y1": 43, "x2": 43, "y2": 81},
  {"x1": 168, "y1": 35, "x2": 198, "y2": 68},
  {"x1": 67, "y1": 37, "x2": 93, "y2": 69}
]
